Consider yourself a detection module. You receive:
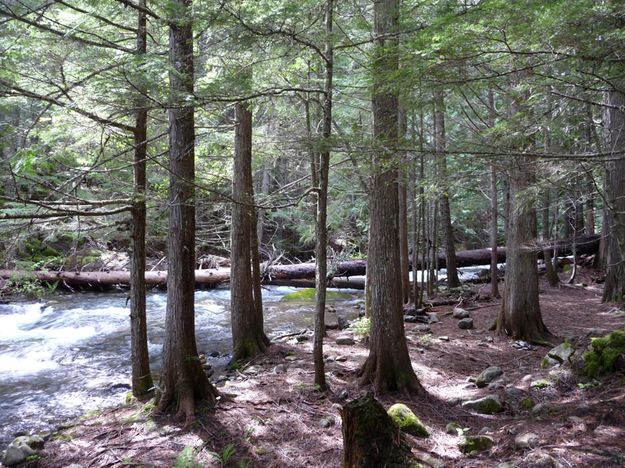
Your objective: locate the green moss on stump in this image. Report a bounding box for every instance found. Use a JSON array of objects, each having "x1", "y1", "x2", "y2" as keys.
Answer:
[
  {"x1": 387, "y1": 403, "x2": 429, "y2": 437},
  {"x1": 583, "y1": 328, "x2": 625, "y2": 378},
  {"x1": 281, "y1": 288, "x2": 351, "y2": 302}
]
